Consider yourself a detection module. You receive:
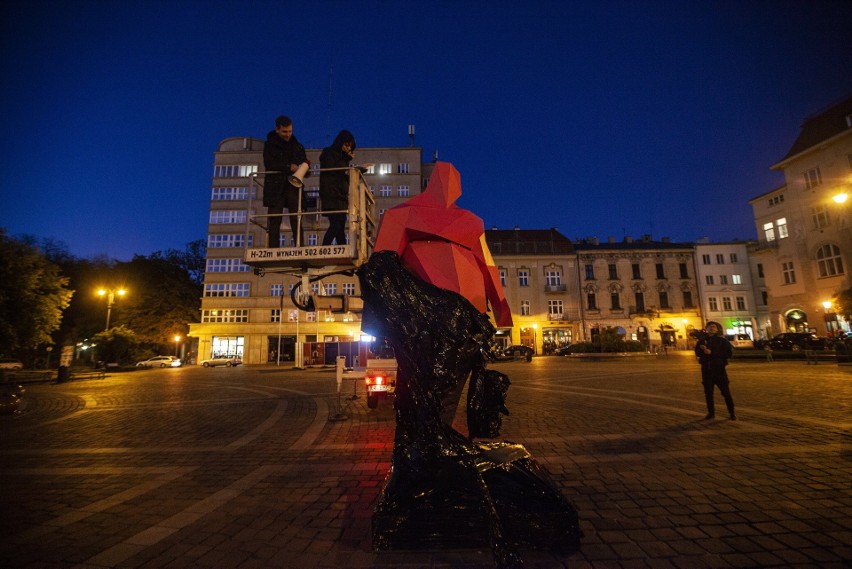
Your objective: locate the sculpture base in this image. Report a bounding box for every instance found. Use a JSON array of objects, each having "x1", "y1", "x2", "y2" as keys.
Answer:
[{"x1": 373, "y1": 441, "x2": 581, "y2": 554}]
